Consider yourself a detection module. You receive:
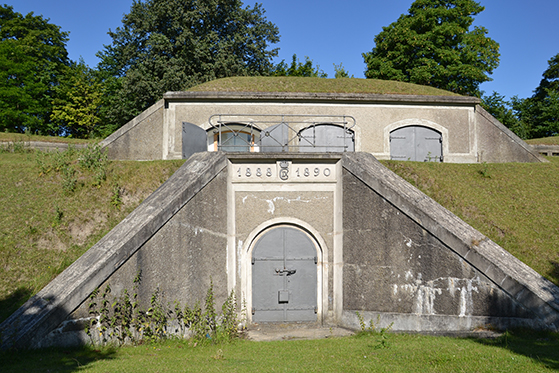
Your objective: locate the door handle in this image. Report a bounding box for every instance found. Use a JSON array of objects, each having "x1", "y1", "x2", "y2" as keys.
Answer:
[{"x1": 275, "y1": 268, "x2": 297, "y2": 276}]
